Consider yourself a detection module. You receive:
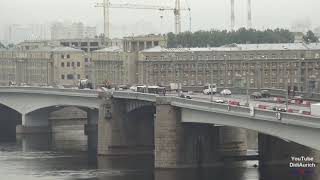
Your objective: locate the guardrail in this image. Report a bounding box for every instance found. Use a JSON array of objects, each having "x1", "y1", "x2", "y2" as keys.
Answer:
[
  {"x1": 0, "y1": 86, "x2": 100, "y2": 97},
  {"x1": 112, "y1": 91, "x2": 157, "y2": 102}
]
